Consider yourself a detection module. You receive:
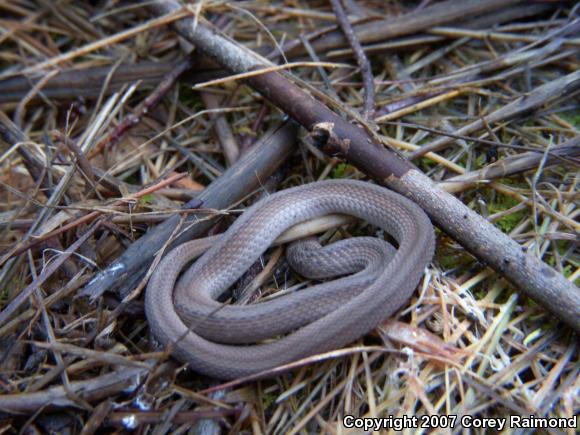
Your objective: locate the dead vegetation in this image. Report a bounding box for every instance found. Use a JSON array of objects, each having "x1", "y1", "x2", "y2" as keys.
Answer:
[{"x1": 0, "y1": 0, "x2": 578, "y2": 433}]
